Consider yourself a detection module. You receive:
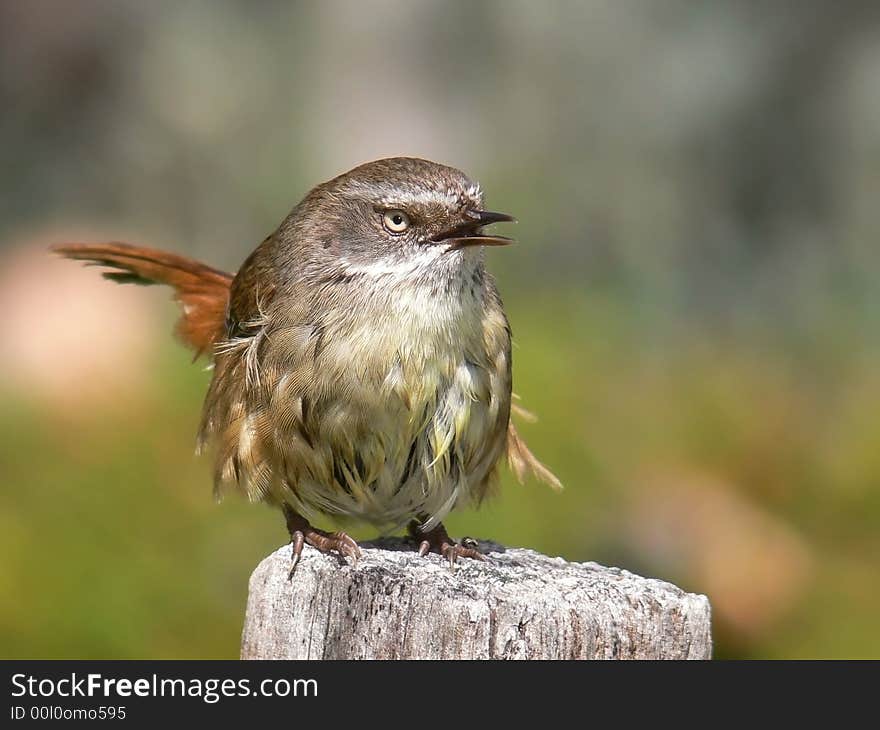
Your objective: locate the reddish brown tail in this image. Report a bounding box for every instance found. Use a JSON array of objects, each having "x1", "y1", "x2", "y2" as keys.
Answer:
[{"x1": 53, "y1": 242, "x2": 233, "y2": 357}]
